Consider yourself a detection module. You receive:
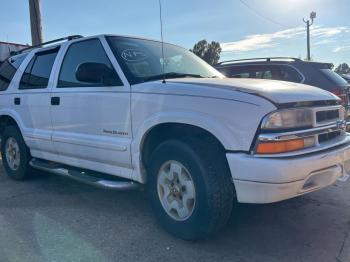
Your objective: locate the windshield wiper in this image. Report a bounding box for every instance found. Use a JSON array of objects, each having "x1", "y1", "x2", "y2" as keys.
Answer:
[{"x1": 144, "y1": 72, "x2": 204, "y2": 82}]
